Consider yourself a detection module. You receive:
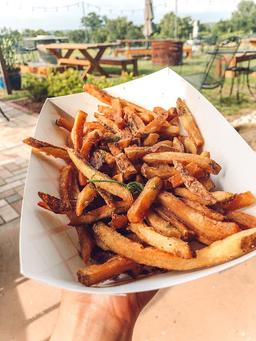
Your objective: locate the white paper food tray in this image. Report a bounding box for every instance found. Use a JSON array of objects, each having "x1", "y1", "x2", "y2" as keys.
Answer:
[{"x1": 20, "y1": 68, "x2": 256, "y2": 294}]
